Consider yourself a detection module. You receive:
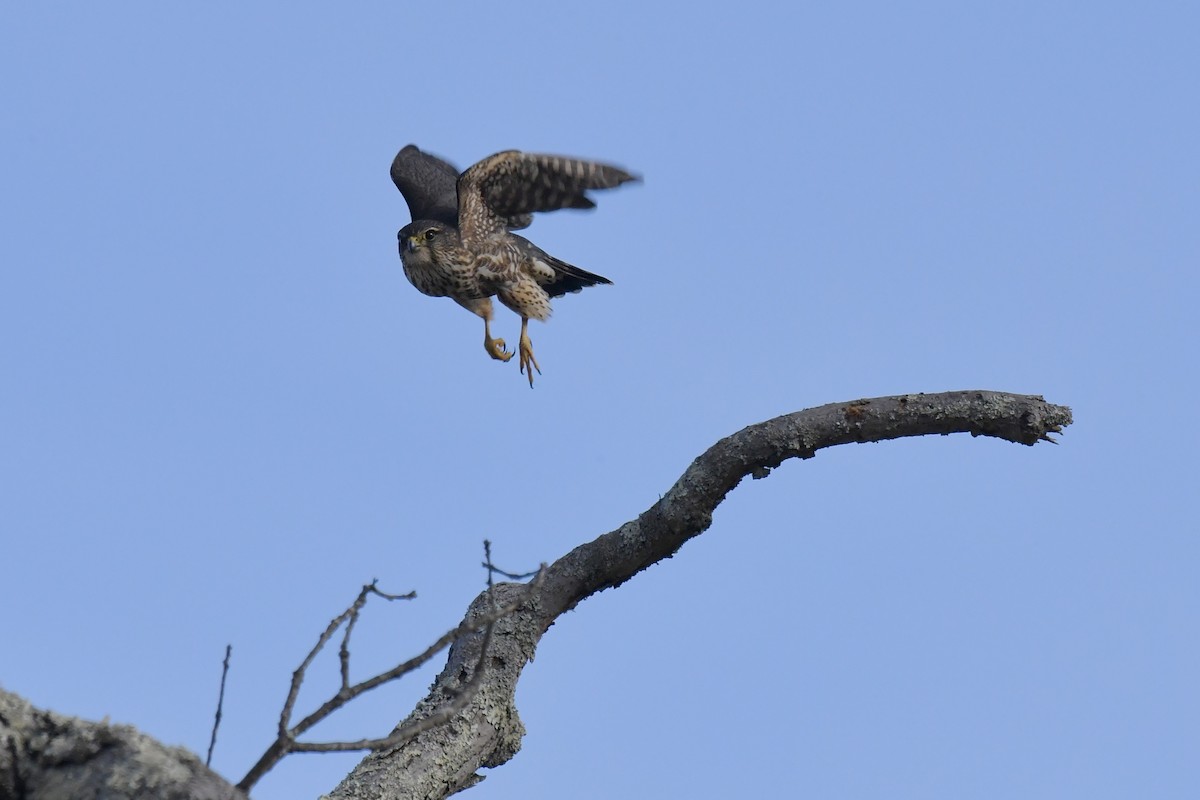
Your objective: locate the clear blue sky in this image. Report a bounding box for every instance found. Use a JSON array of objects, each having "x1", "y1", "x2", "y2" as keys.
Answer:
[{"x1": 2, "y1": 3, "x2": 1197, "y2": 798}]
